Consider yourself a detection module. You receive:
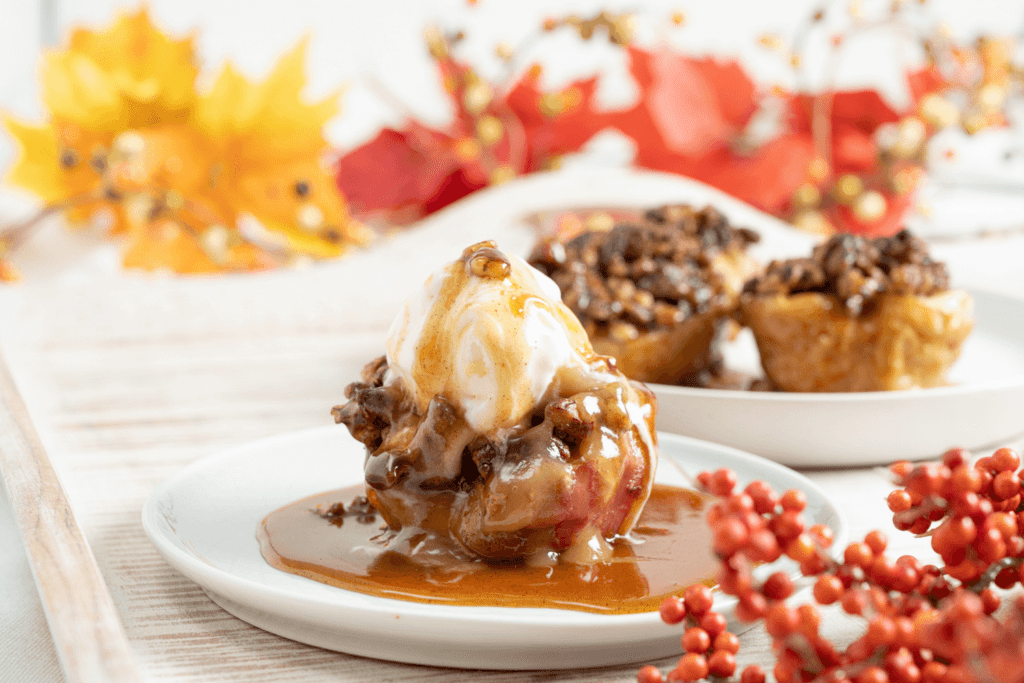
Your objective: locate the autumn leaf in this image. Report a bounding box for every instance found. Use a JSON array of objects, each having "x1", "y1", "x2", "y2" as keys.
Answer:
[
  {"x1": 907, "y1": 66, "x2": 947, "y2": 104},
  {"x1": 788, "y1": 90, "x2": 900, "y2": 174},
  {"x1": 121, "y1": 217, "x2": 271, "y2": 274},
  {"x1": 194, "y1": 40, "x2": 366, "y2": 257},
  {"x1": 606, "y1": 45, "x2": 814, "y2": 214},
  {"x1": 505, "y1": 70, "x2": 609, "y2": 172},
  {"x1": 616, "y1": 46, "x2": 757, "y2": 159},
  {"x1": 54, "y1": 8, "x2": 197, "y2": 129},
  {"x1": 689, "y1": 135, "x2": 819, "y2": 214},
  {"x1": 2, "y1": 10, "x2": 366, "y2": 275},
  {"x1": 336, "y1": 123, "x2": 487, "y2": 225},
  {"x1": 4, "y1": 8, "x2": 200, "y2": 231}
]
